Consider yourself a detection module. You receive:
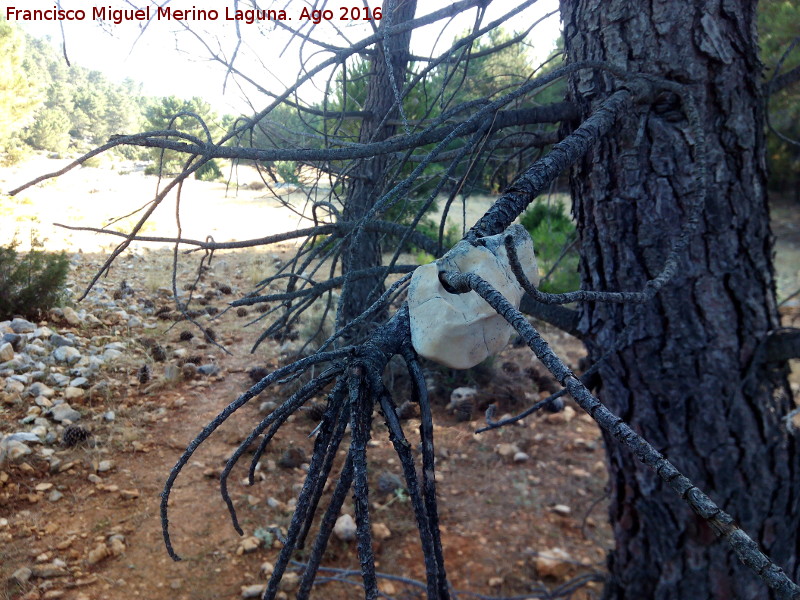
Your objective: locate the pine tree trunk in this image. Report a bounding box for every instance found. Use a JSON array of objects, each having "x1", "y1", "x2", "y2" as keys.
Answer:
[
  {"x1": 340, "y1": 0, "x2": 416, "y2": 332},
  {"x1": 558, "y1": 0, "x2": 800, "y2": 597}
]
